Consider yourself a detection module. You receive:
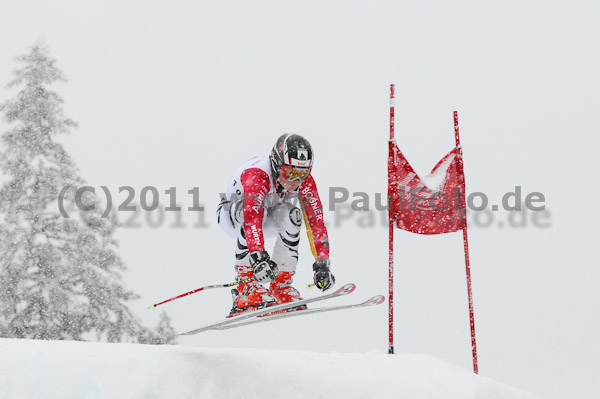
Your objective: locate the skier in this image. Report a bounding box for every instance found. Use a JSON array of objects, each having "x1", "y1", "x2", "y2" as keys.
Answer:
[{"x1": 217, "y1": 133, "x2": 335, "y2": 315}]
